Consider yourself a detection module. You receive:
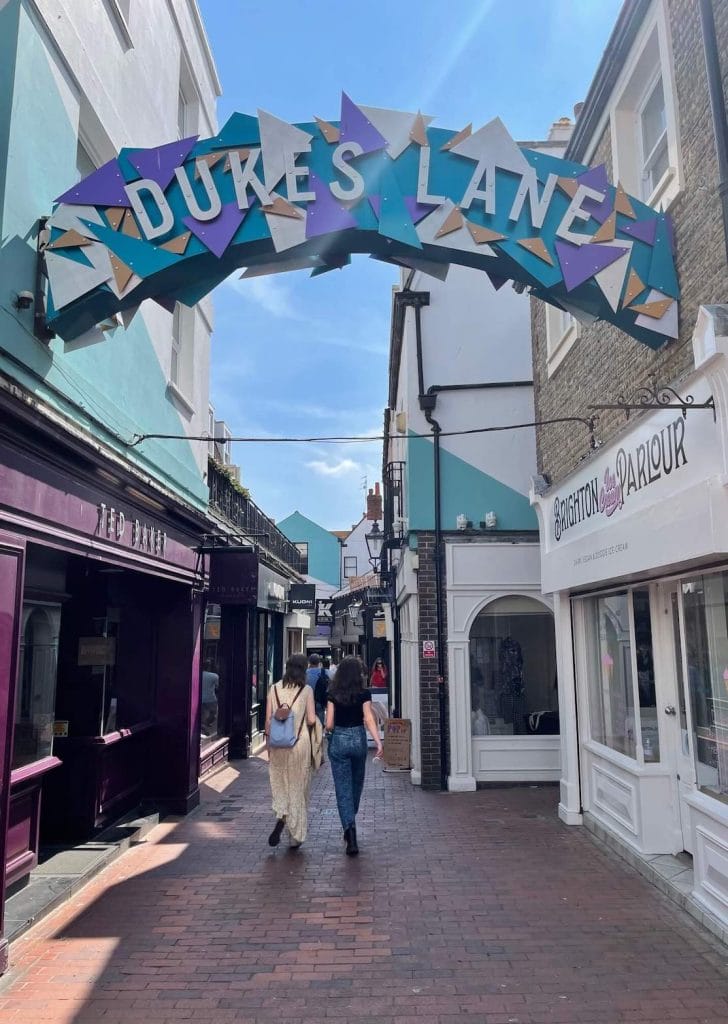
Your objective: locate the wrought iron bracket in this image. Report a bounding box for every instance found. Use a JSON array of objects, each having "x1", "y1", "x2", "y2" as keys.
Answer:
[{"x1": 590, "y1": 381, "x2": 716, "y2": 422}]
